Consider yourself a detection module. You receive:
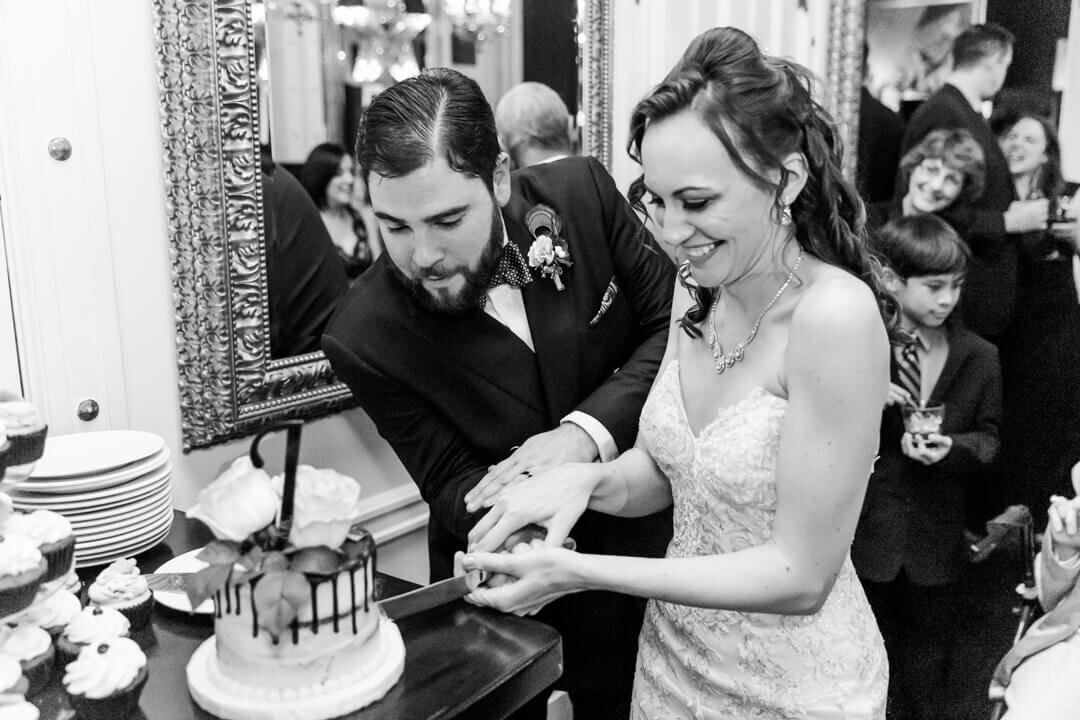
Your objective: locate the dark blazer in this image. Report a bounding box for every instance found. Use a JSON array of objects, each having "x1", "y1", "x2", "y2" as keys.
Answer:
[
  {"x1": 323, "y1": 156, "x2": 675, "y2": 720},
  {"x1": 857, "y1": 87, "x2": 906, "y2": 204},
  {"x1": 901, "y1": 84, "x2": 1017, "y2": 341},
  {"x1": 853, "y1": 324, "x2": 1002, "y2": 586},
  {"x1": 262, "y1": 164, "x2": 349, "y2": 357}
]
